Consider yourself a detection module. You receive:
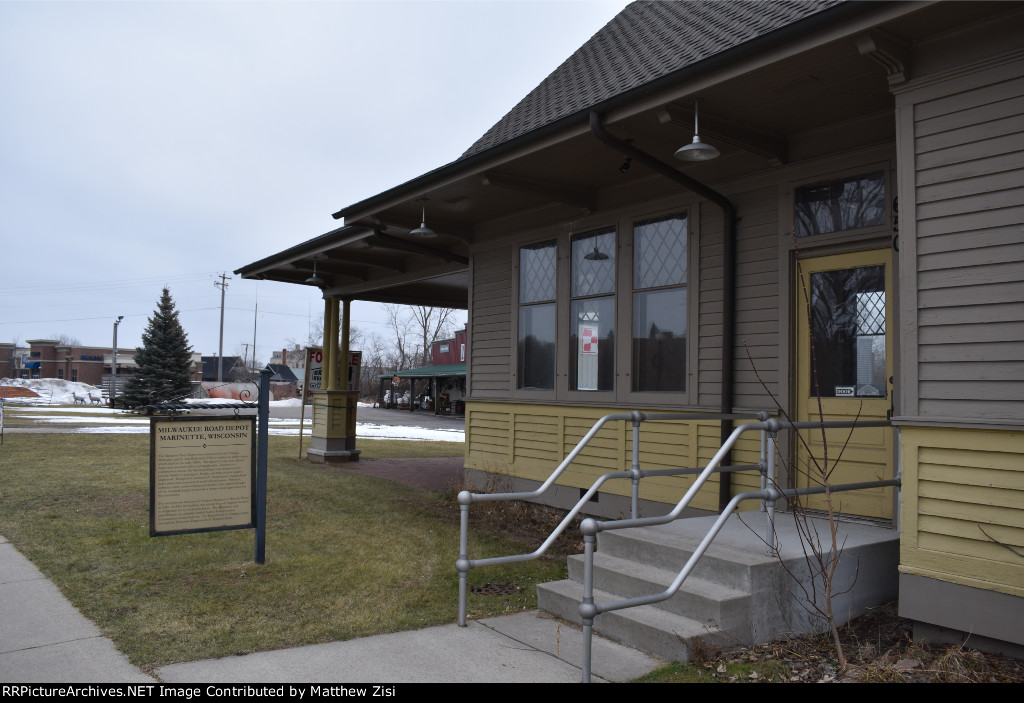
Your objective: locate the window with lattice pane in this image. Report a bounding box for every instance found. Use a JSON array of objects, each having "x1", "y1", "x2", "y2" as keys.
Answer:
[
  {"x1": 810, "y1": 265, "x2": 886, "y2": 397},
  {"x1": 570, "y1": 228, "x2": 615, "y2": 392},
  {"x1": 632, "y1": 214, "x2": 687, "y2": 392},
  {"x1": 518, "y1": 241, "x2": 557, "y2": 390}
]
